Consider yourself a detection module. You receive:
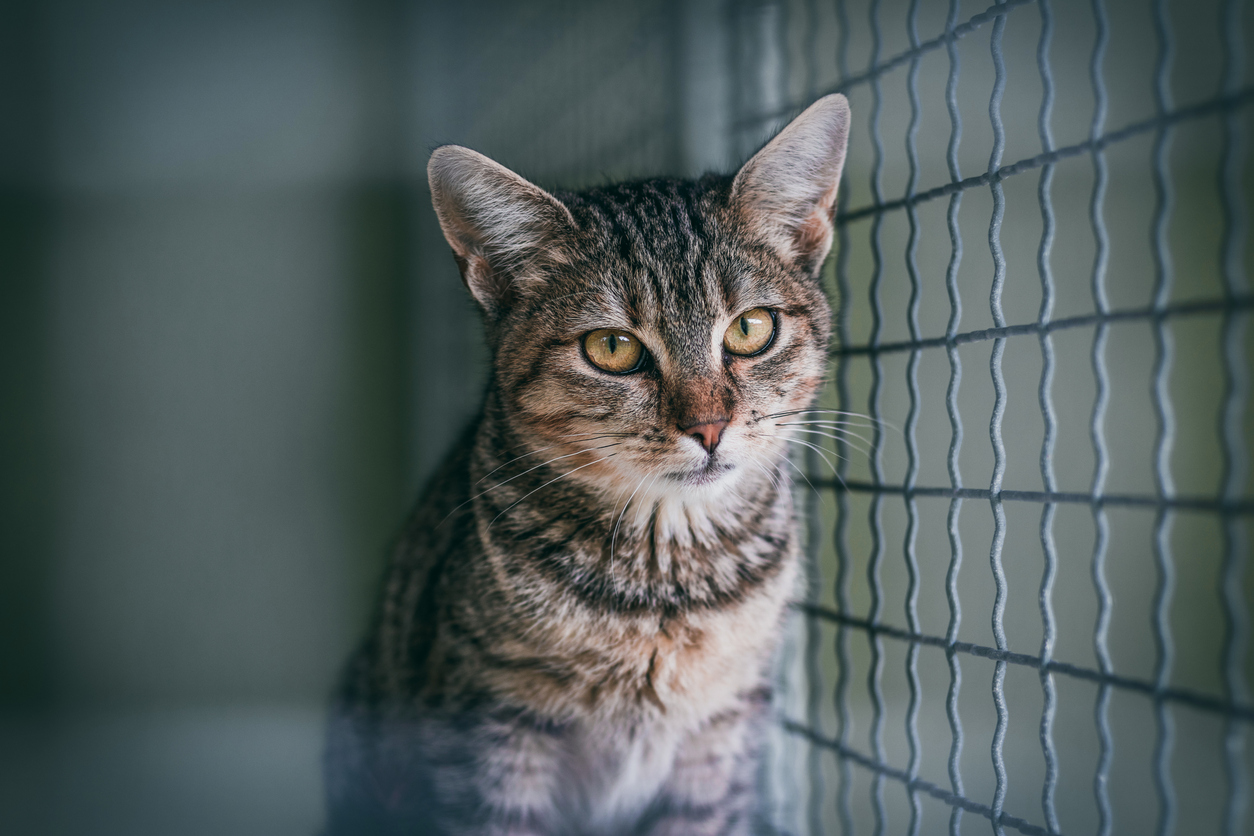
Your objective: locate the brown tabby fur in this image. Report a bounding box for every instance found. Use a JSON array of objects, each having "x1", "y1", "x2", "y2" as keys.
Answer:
[{"x1": 325, "y1": 95, "x2": 850, "y2": 836}]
